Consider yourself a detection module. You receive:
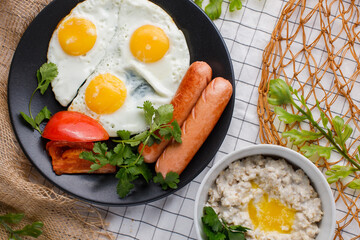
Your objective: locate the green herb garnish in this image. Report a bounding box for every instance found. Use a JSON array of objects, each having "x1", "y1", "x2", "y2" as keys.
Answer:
[
  {"x1": 195, "y1": 0, "x2": 242, "y2": 20},
  {"x1": 0, "y1": 213, "x2": 43, "y2": 240},
  {"x1": 153, "y1": 172, "x2": 180, "y2": 190},
  {"x1": 80, "y1": 101, "x2": 181, "y2": 198},
  {"x1": 268, "y1": 78, "x2": 360, "y2": 188},
  {"x1": 202, "y1": 206, "x2": 250, "y2": 240},
  {"x1": 20, "y1": 62, "x2": 58, "y2": 134},
  {"x1": 113, "y1": 101, "x2": 182, "y2": 146}
]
